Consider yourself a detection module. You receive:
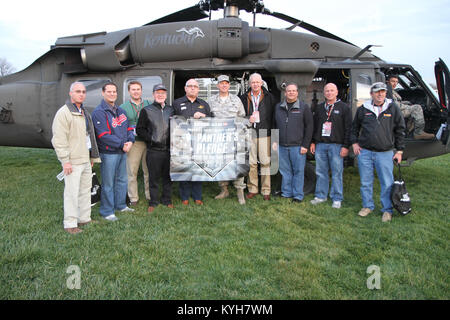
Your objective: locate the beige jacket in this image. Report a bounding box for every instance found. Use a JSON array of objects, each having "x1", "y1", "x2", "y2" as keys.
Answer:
[{"x1": 52, "y1": 101, "x2": 100, "y2": 165}]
